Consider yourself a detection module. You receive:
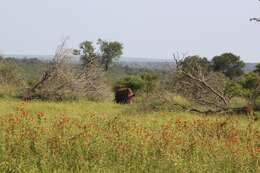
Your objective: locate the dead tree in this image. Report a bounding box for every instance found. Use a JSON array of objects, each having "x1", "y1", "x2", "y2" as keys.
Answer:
[
  {"x1": 23, "y1": 39, "x2": 76, "y2": 100},
  {"x1": 23, "y1": 39, "x2": 109, "y2": 101},
  {"x1": 172, "y1": 54, "x2": 230, "y2": 112},
  {"x1": 170, "y1": 54, "x2": 257, "y2": 115},
  {"x1": 75, "y1": 57, "x2": 109, "y2": 100}
]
